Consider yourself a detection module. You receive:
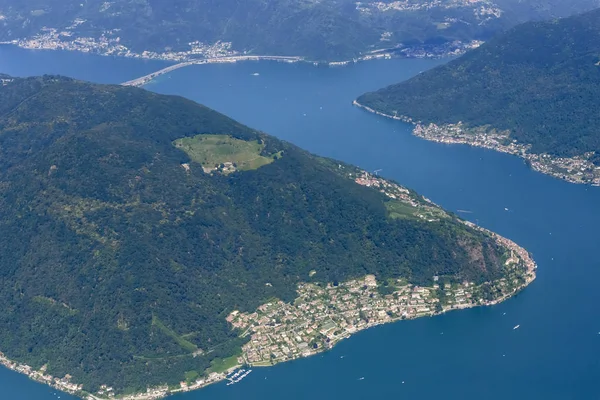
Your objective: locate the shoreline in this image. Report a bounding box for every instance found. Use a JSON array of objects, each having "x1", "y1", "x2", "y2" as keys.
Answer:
[
  {"x1": 0, "y1": 59, "x2": 541, "y2": 400},
  {"x1": 0, "y1": 221, "x2": 537, "y2": 400},
  {"x1": 0, "y1": 38, "x2": 478, "y2": 83},
  {"x1": 230, "y1": 222, "x2": 536, "y2": 368},
  {"x1": 0, "y1": 41, "x2": 402, "y2": 67},
  {"x1": 353, "y1": 100, "x2": 600, "y2": 186}
]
